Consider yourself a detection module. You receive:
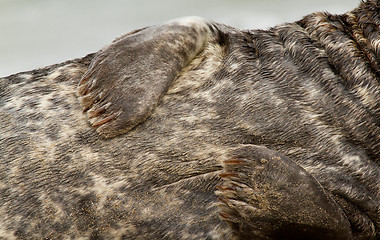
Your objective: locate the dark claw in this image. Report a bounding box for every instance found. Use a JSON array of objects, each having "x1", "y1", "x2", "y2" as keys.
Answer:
[
  {"x1": 92, "y1": 112, "x2": 119, "y2": 127},
  {"x1": 88, "y1": 106, "x2": 107, "y2": 119}
]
